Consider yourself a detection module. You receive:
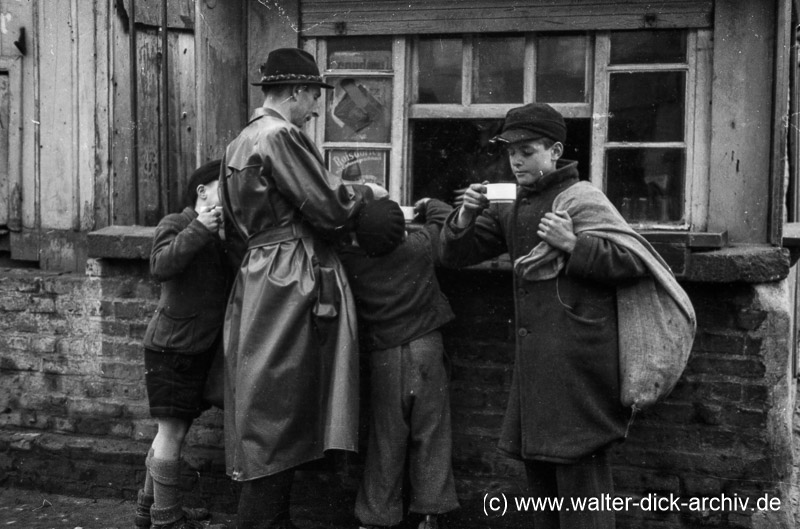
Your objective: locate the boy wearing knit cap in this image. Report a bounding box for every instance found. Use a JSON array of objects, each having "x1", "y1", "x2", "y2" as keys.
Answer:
[
  {"x1": 338, "y1": 196, "x2": 460, "y2": 529},
  {"x1": 134, "y1": 160, "x2": 230, "y2": 529}
]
